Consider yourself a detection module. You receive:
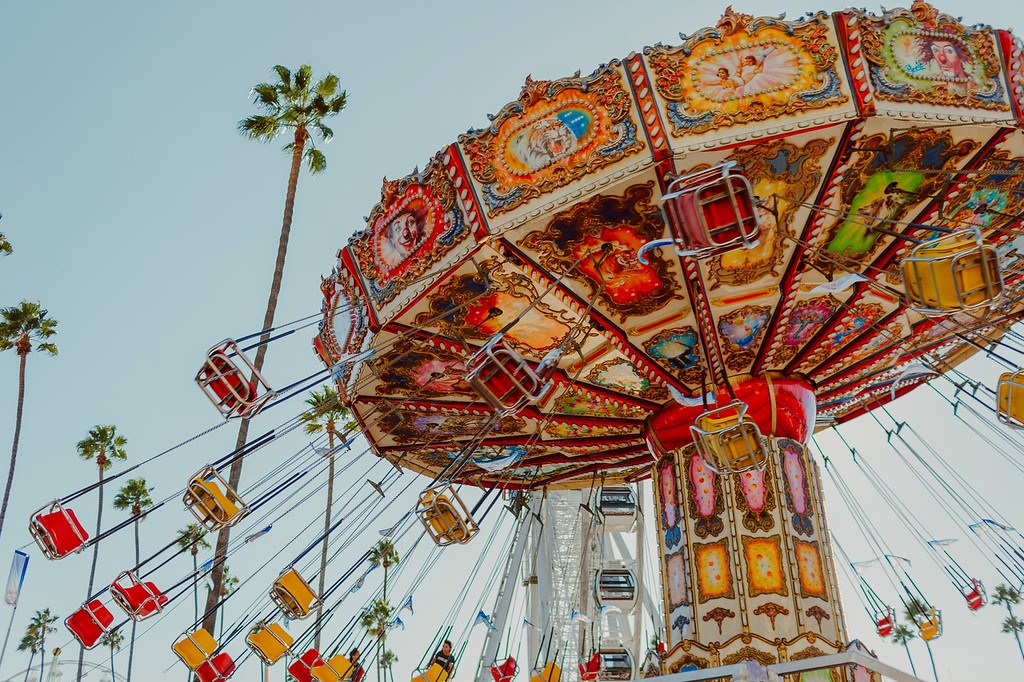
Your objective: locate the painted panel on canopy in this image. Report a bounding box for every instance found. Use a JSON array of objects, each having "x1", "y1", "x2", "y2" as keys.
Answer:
[
  {"x1": 366, "y1": 405, "x2": 528, "y2": 447},
  {"x1": 701, "y1": 136, "x2": 836, "y2": 291},
  {"x1": 684, "y1": 450, "x2": 725, "y2": 539},
  {"x1": 735, "y1": 467, "x2": 776, "y2": 533},
  {"x1": 411, "y1": 252, "x2": 576, "y2": 357},
  {"x1": 458, "y1": 65, "x2": 645, "y2": 219},
  {"x1": 764, "y1": 295, "x2": 842, "y2": 367},
  {"x1": 316, "y1": 265, "x2": 373, "y2": 395},
  {"x1": 811, "y1": 126, "x2": 977, "y2": 270},
  {"x1": 794, "y1": 540, "x2": 828, "y2": 600},
  {"x1": 515, "y1": 182, "x2": 682, "y2": 323},
  {"x1": 644, "y1": 325, "x2": 704, "y2": 387},
  {"x1": 779, "y1": 439, "x2": 815, "y2": 537},
  {"x1": 550, "y1": 386, "x2": 652, "y2": 420},
  {"x1": 694, "y1": 539, "x2": 735, "y2": 603},
  {"x1": 347, "y1": 152, "x2": 475, "y2": 317},
  {"x1": 370, "y1": 337, "x2": 476, "y2": 400},
  {"x1": 934, "y1": 143, "x2": 1024, "y2": 234},
  {"x1": 715, "y1": 303, "x2": 773, "y2": 372},
  {"x1": 857, "y1": 2, "x2": 1010, "y2": 111},
  {"x1": 646, "y1": 8, "x2": 847, "y2": 139}
]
